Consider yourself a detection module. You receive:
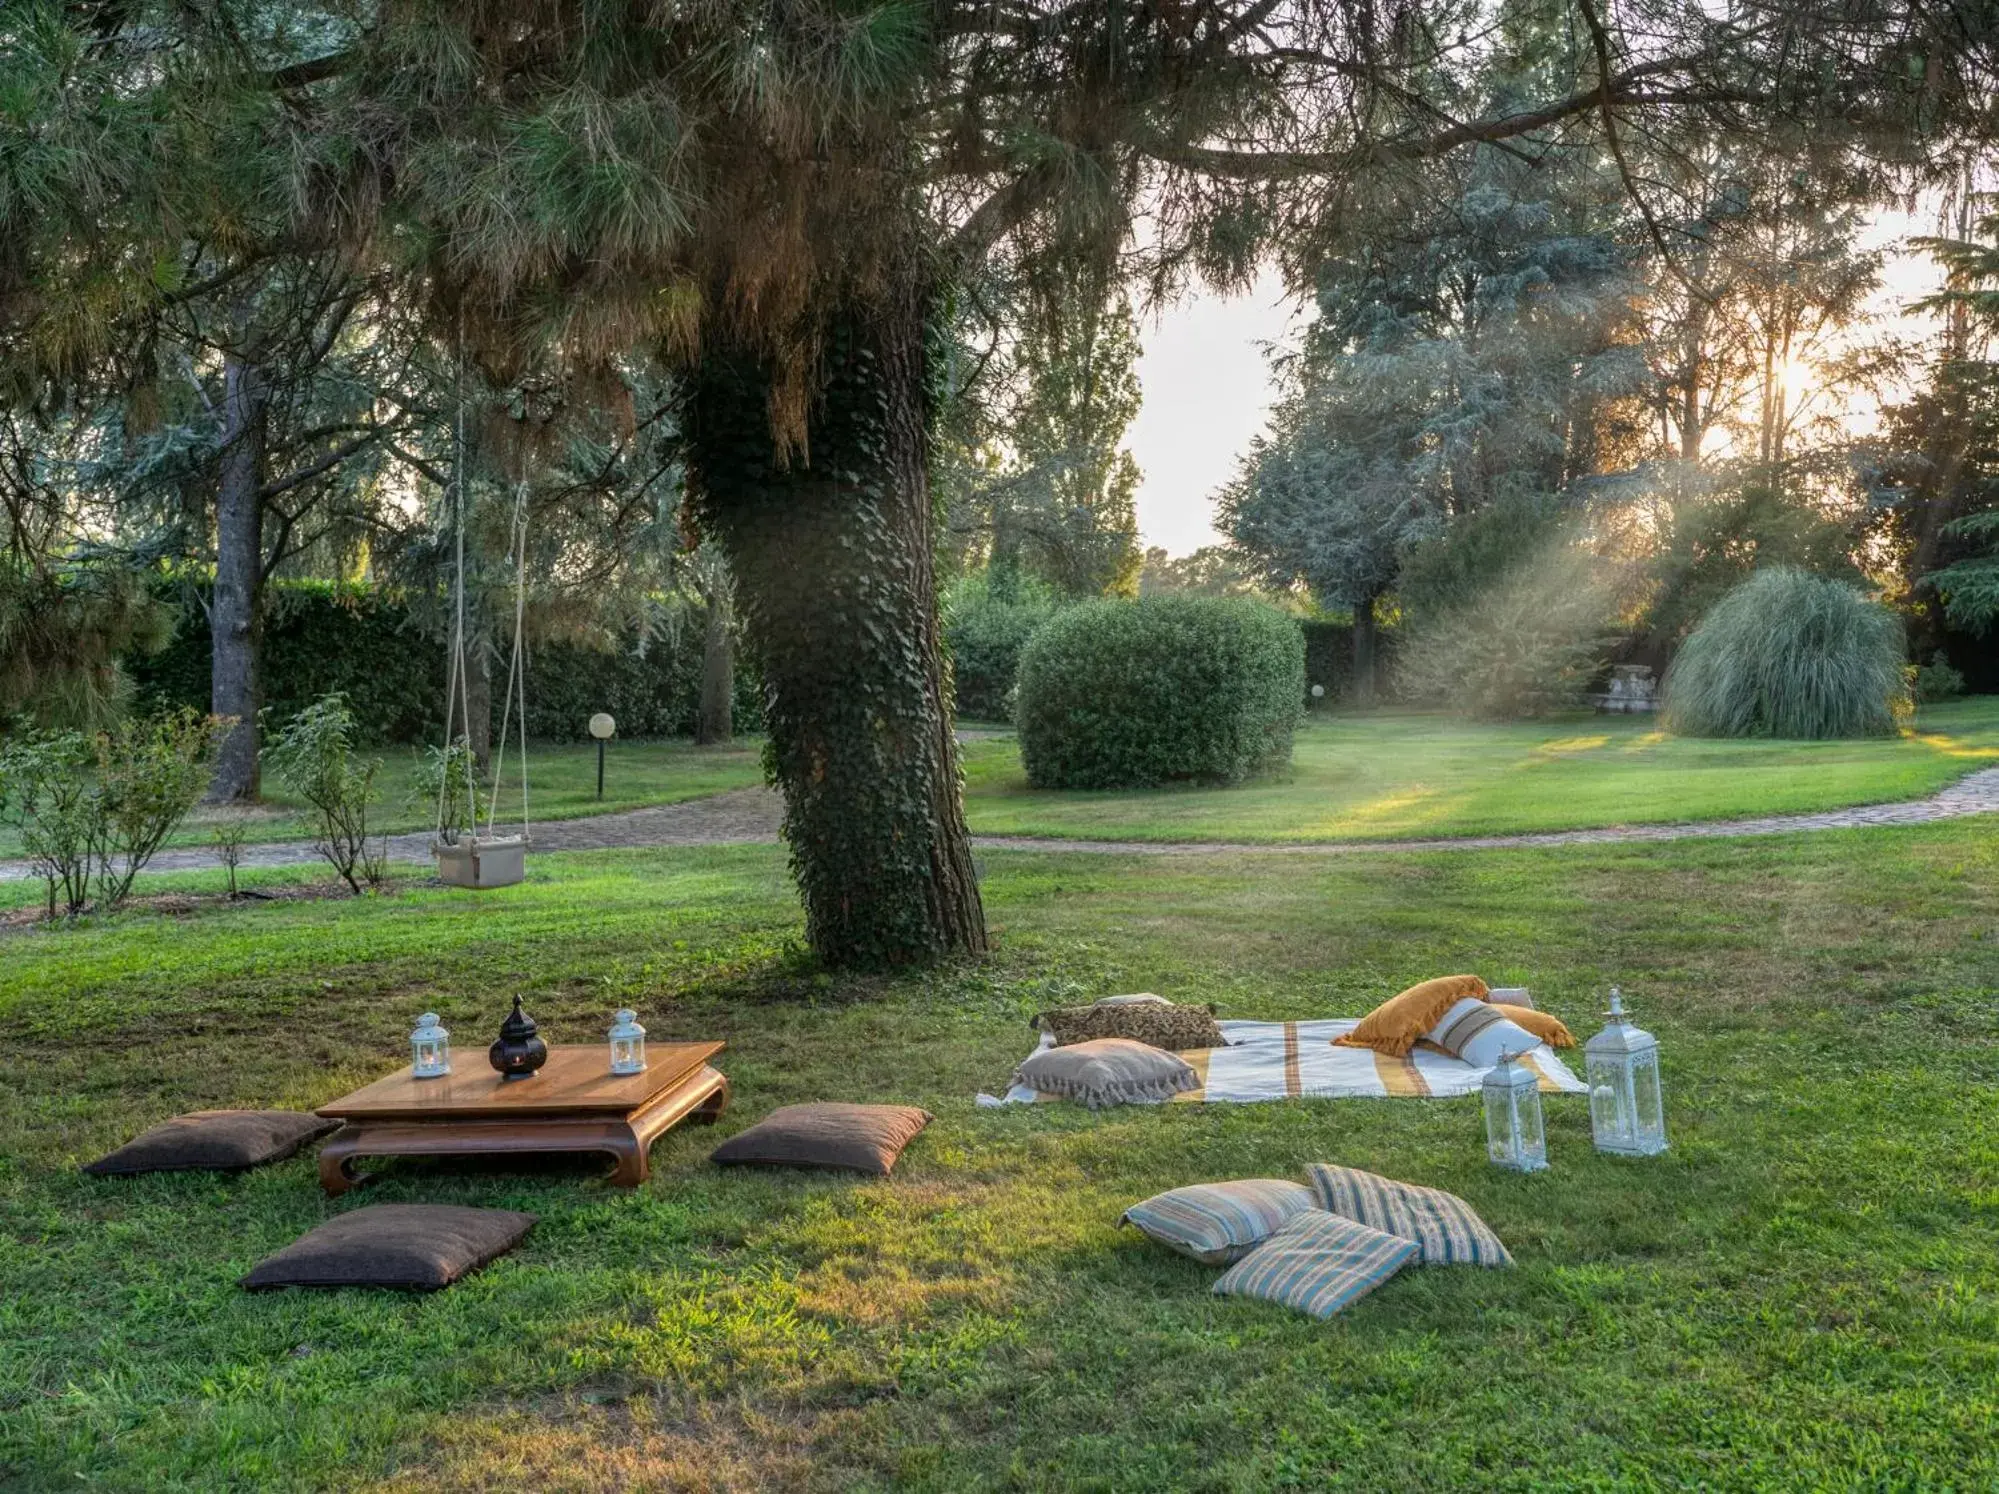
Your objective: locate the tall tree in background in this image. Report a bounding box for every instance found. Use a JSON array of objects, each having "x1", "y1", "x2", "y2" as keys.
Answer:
[
  {"x1": 962, "y1": 267, "x2": 1145, "y2": 598},
  {"x1": 1226, "y1": 136, "x2": 1643, "y2": 702}
]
